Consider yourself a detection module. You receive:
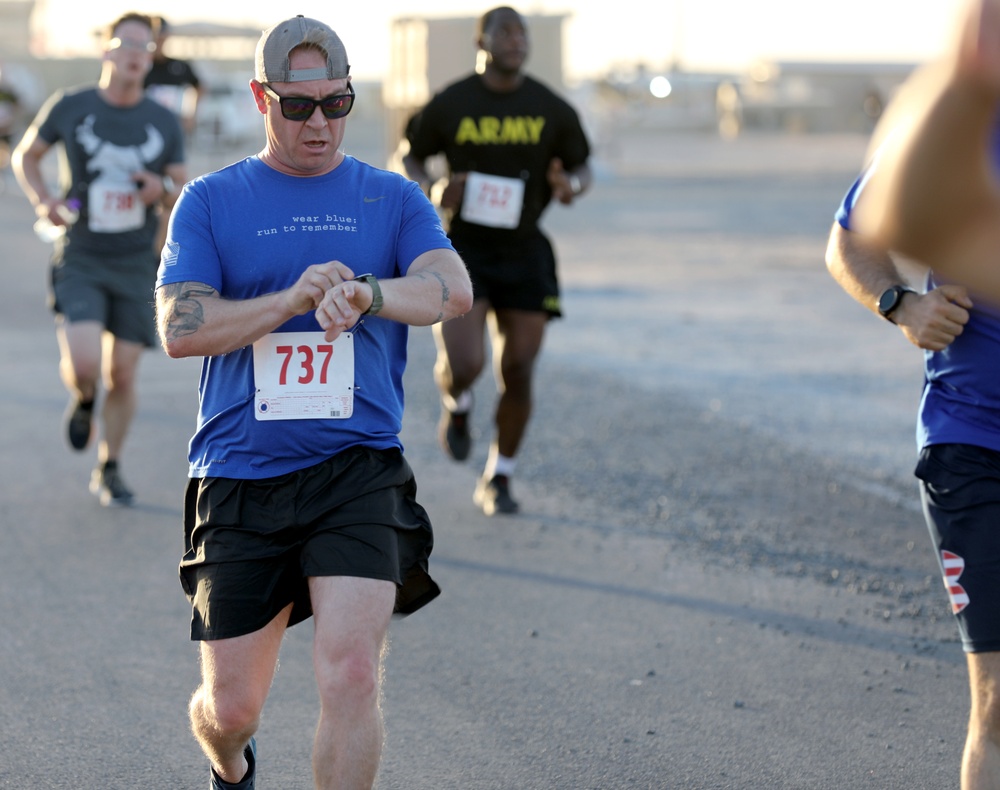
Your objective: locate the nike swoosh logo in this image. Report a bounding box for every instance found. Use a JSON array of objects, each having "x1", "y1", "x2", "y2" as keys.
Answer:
[{"x1": 364, "y1": 196, "x2": 386, "y2": 203}]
